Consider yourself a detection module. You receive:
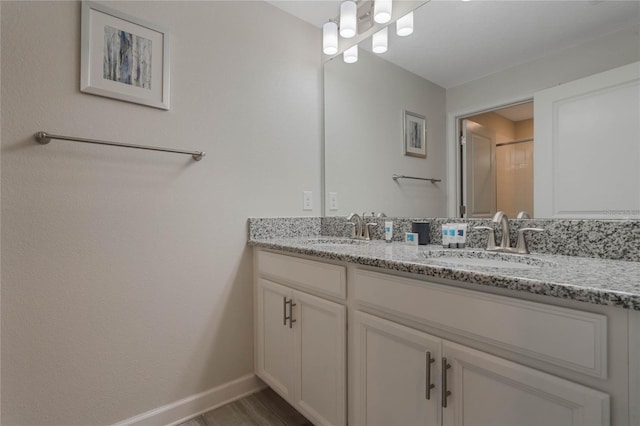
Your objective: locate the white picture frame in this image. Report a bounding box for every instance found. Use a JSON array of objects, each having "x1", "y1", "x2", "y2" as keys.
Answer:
[
  {"x1": 81, "y1": 1, "x2": 170, "y2": 110},
  {"x1": 403, "y1": 110, "x2": 426, "y2": 158}
]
